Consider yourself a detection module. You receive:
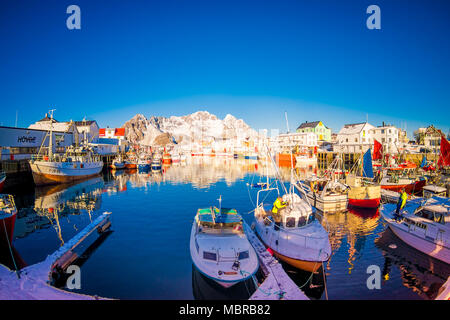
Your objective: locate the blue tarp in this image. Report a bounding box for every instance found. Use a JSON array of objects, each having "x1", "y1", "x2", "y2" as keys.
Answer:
[
  {"x1": 198, "y1": 208, "x2": 242, "y2": 224},
  {"x1": 362, "y1": 148, "x2": 374, "y2": 178},
  {"x1": 420, "y1": 155, "x2": 427, "y2": 168}
]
